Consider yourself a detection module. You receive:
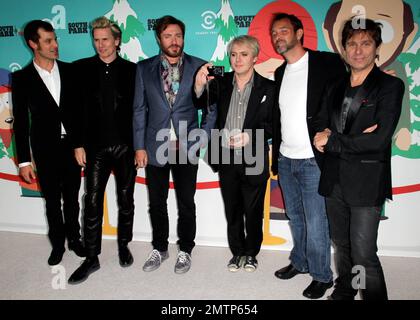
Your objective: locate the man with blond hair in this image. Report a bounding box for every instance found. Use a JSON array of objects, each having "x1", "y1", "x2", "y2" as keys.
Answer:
[{"x1": 68, "y1": 16, "x2": 137, "y2": 284}]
